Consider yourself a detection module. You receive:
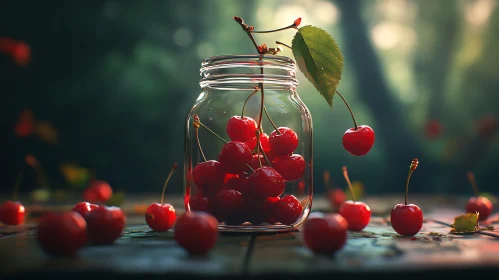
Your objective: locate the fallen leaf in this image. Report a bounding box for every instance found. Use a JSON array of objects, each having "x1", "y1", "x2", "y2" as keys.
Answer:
[
  {"x1": 451, "y1": 213, "x2": 479, "y2": 233},
  {"x1": 60, "y1": 163, "x2": 90, "y2": 189}
]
